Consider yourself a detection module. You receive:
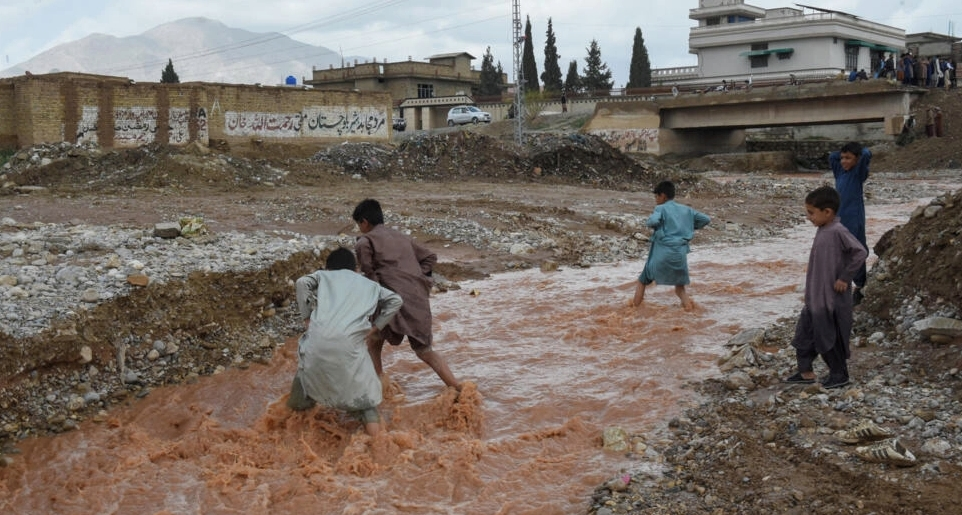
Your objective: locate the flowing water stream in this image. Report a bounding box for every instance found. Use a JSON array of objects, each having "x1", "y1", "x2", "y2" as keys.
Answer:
[{"x1": 0, "y1": 196, "x2": 940, "y2": 514}]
